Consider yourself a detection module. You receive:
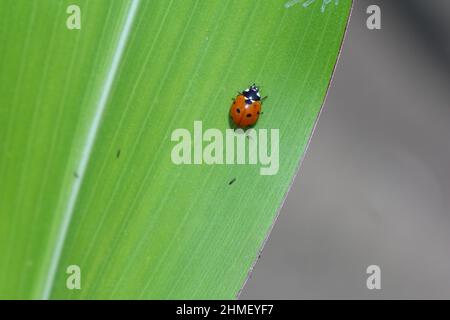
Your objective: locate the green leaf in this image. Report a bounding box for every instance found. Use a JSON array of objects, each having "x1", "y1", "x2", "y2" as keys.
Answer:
[{"x1": 0, "y1": 0, "x2": 352, "y2": 299}]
